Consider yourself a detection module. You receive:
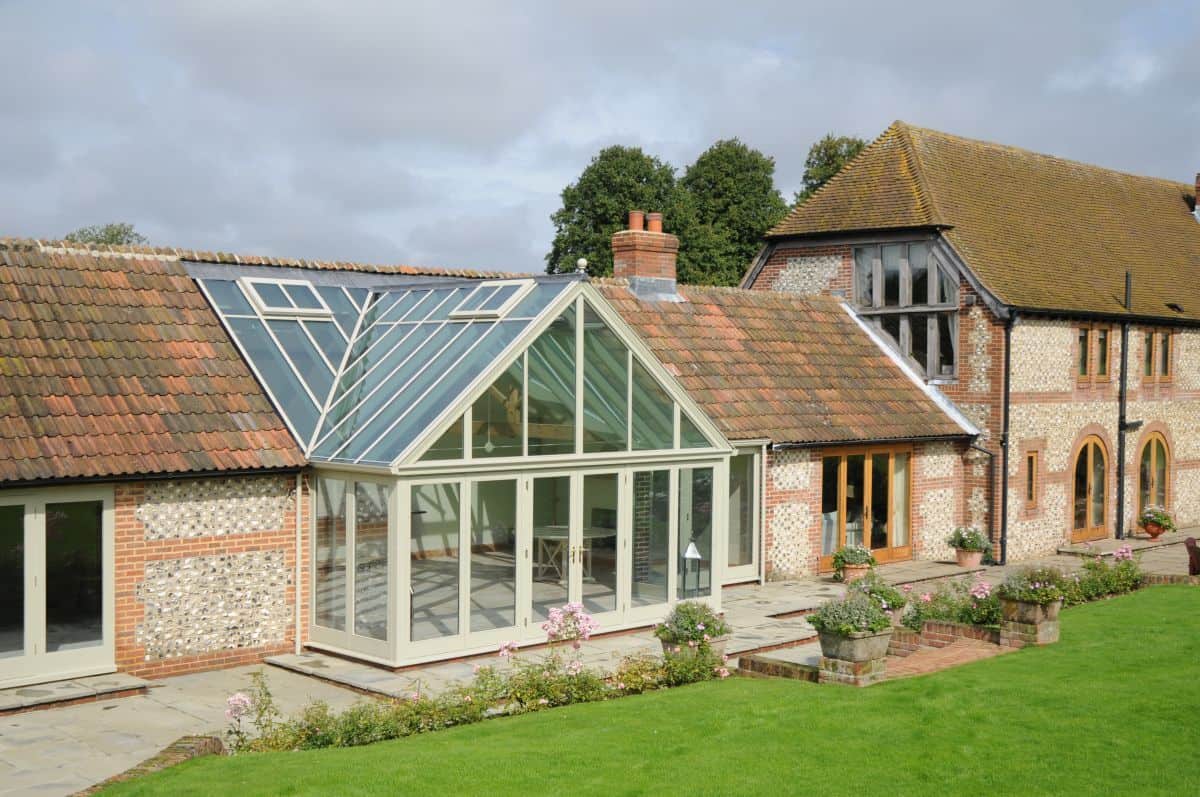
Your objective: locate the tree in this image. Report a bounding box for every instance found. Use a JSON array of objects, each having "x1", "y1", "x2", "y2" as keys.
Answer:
[
  {"x1": 794, "y1": 134, "x2": 867, "y2": 204},
  {"x1": 64, "y1": 222, "x2": 148, "y2": 246},
  {"x1": 675, "y1": 138, "x2": 788, "y2": 285},
  {"x1": 545, "y1": 146, "x2": 676, "y2": 277}
]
